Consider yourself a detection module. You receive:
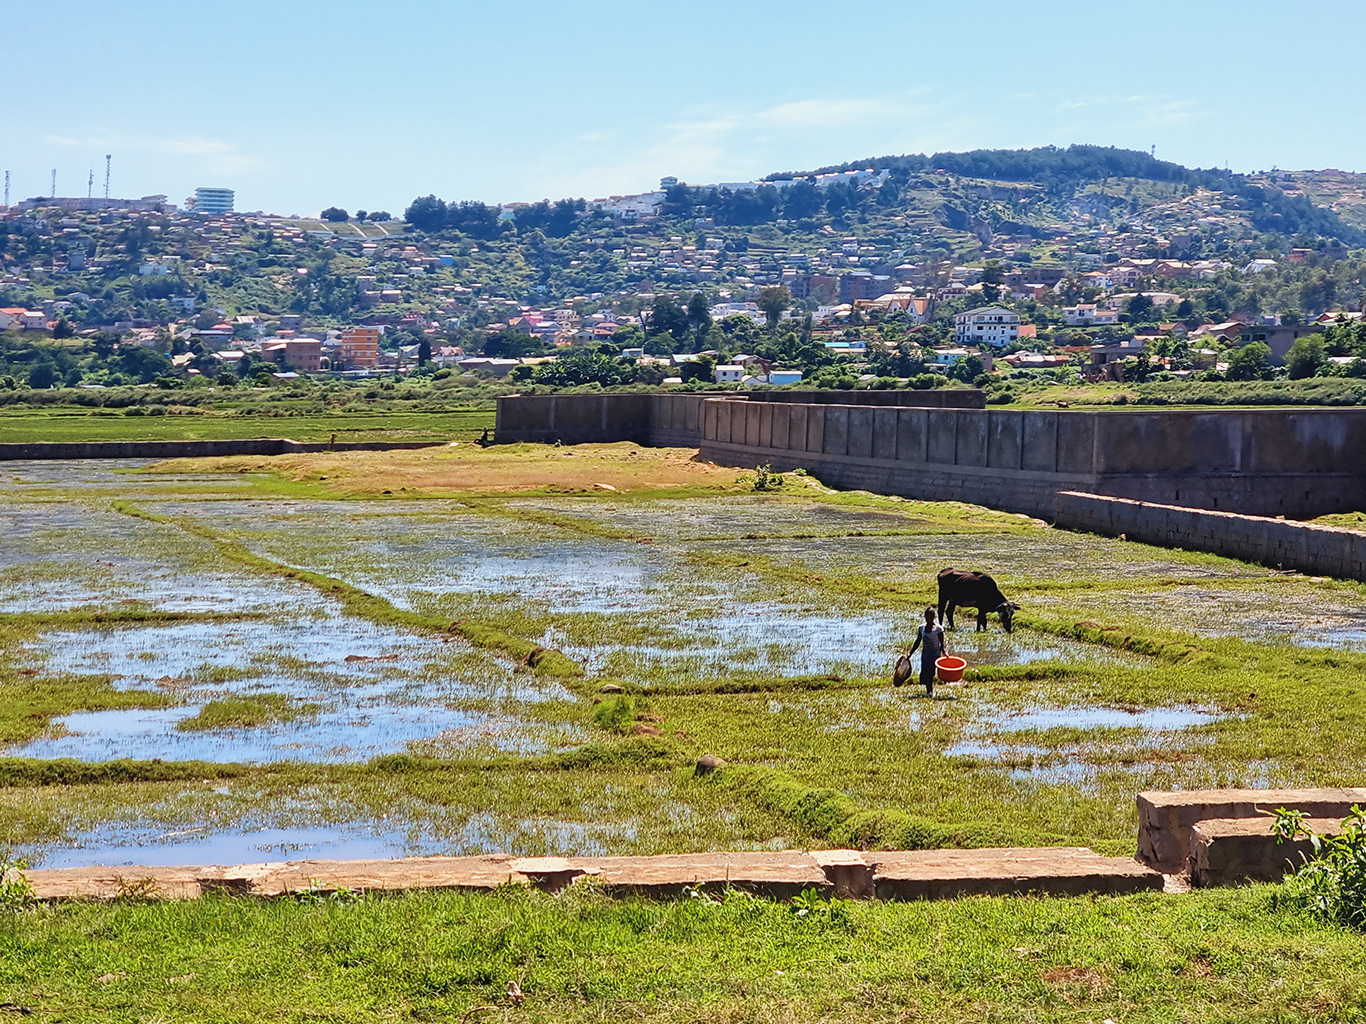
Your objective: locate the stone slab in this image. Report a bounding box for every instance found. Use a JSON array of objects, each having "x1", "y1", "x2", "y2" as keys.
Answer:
[
  {"x1": 1136, "y1": 788, "x2": 1366, "y2": 874},
  {"x1": 564, "y1": 851, "x2": 832, "y2": 900},
  {"x1": 1190, "y1": 817, "x2": 1345, "y2": 887},
  {"x1": 869, "y1": 847, "x2": 1163, "y2": 900},
  {"x1": 23, "y1": 855, "x2": 525, "y2": 901},
  {"x1": 23, "y1": 846, "x2": 1165, "y2": 903}
]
